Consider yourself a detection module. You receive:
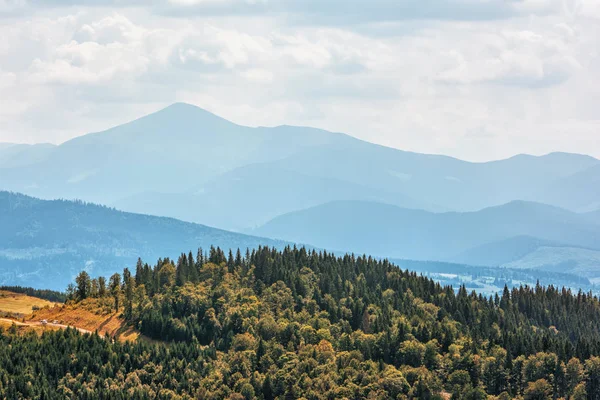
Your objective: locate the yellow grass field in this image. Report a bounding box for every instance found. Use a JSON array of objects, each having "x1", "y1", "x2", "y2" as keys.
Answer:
[
  {"x1": 28, "y1": 297, "x2": 141, "y2": 342},
  {"x1": 0, "y1": 319, "x2": 61, "y2": 335},
  {"x1": 0, "y1": 291, "x2": 147, "y2": 342},
  {"x1": 0, "y1": 290, "x2": 57, "y2": 314}
]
